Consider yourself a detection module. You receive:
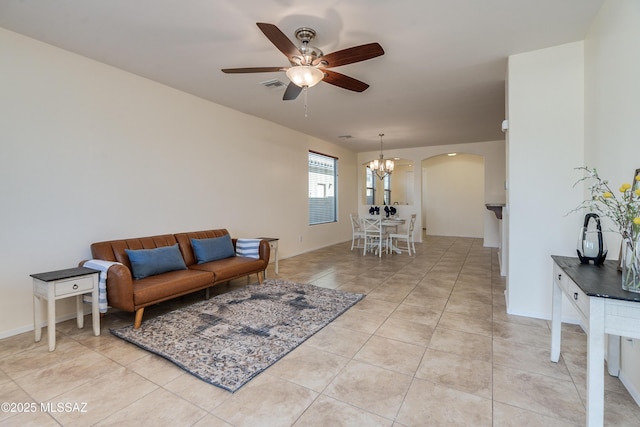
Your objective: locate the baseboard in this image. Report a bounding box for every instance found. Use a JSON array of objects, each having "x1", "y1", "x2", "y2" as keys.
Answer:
[
  {"x1": 498, "y1": 252, "x2": 507, "y2": 276},
  {"x1": 504, "y1": 302, "x2": 584, "y2": 326},
  {"x1": 505, "y1": 306, "x2": 552, "y2": 322},
  {"x1": 619, "y1": 370, "x2": 640, "y2": 406},
  {"x1": 0, "y1": 308, "x2": 90, "y2": 340}
]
